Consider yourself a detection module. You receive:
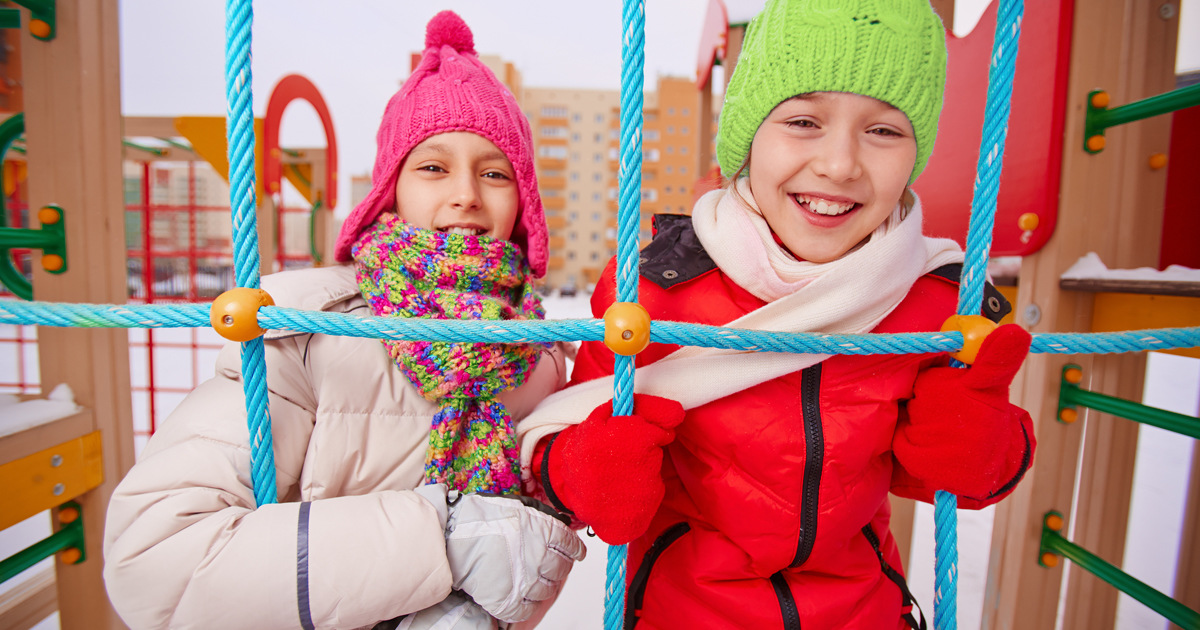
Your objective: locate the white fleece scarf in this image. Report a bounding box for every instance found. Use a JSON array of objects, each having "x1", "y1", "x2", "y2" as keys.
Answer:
[{"x1": 517, "y1": 179, "x2": 964, "y2": 475}]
